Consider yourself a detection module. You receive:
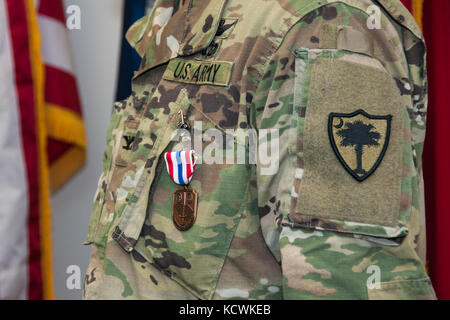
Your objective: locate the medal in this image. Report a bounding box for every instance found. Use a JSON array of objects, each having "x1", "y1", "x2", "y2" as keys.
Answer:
[
  {"x1": 164, "y1": 150, "x2": 198, "y2": 231},
  {"x1": 173, "y1": 186, "x2": 198, "y2": 231}
]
